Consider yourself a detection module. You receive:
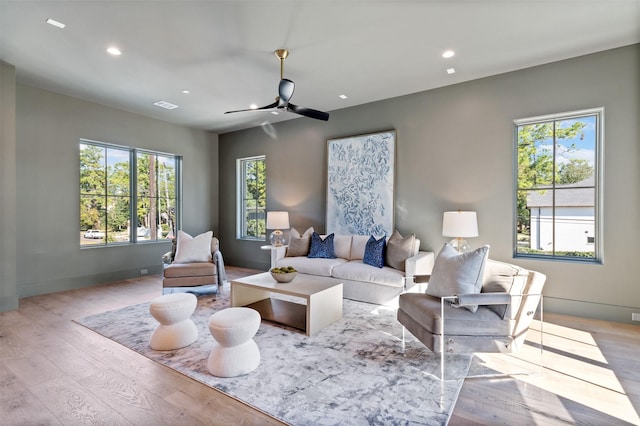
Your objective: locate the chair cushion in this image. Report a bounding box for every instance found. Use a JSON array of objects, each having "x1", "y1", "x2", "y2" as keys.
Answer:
[
  {"x1": 426, "y1": 243, "x2": 489, "y2": 312},
  {"x1": 174, "y1": 230, "x2": 213, "y2": 263},
  {"x1": 398, "y1": 293, "x2": 511, "y2": 336},
  {"x1": 164, "y1": 262, "x2": 215, "y2": 278},
  {"x1": 385, "y1": 230, "x2": 416, "y2": 271},
  {"x1": 286, "y1": 227, "x2": 314, "y2": 257}
]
